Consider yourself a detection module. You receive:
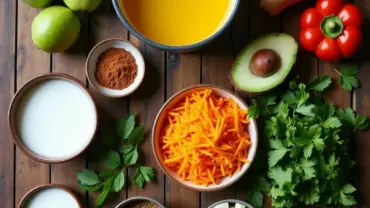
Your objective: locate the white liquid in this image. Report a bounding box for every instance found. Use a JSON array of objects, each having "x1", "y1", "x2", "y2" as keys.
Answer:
[
  {"x1": 17, "y1": 79, "x2": 97, "y2": 160},
  {"x1": 26, "y1": 187, "x2": 80, "y2": 208}
]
